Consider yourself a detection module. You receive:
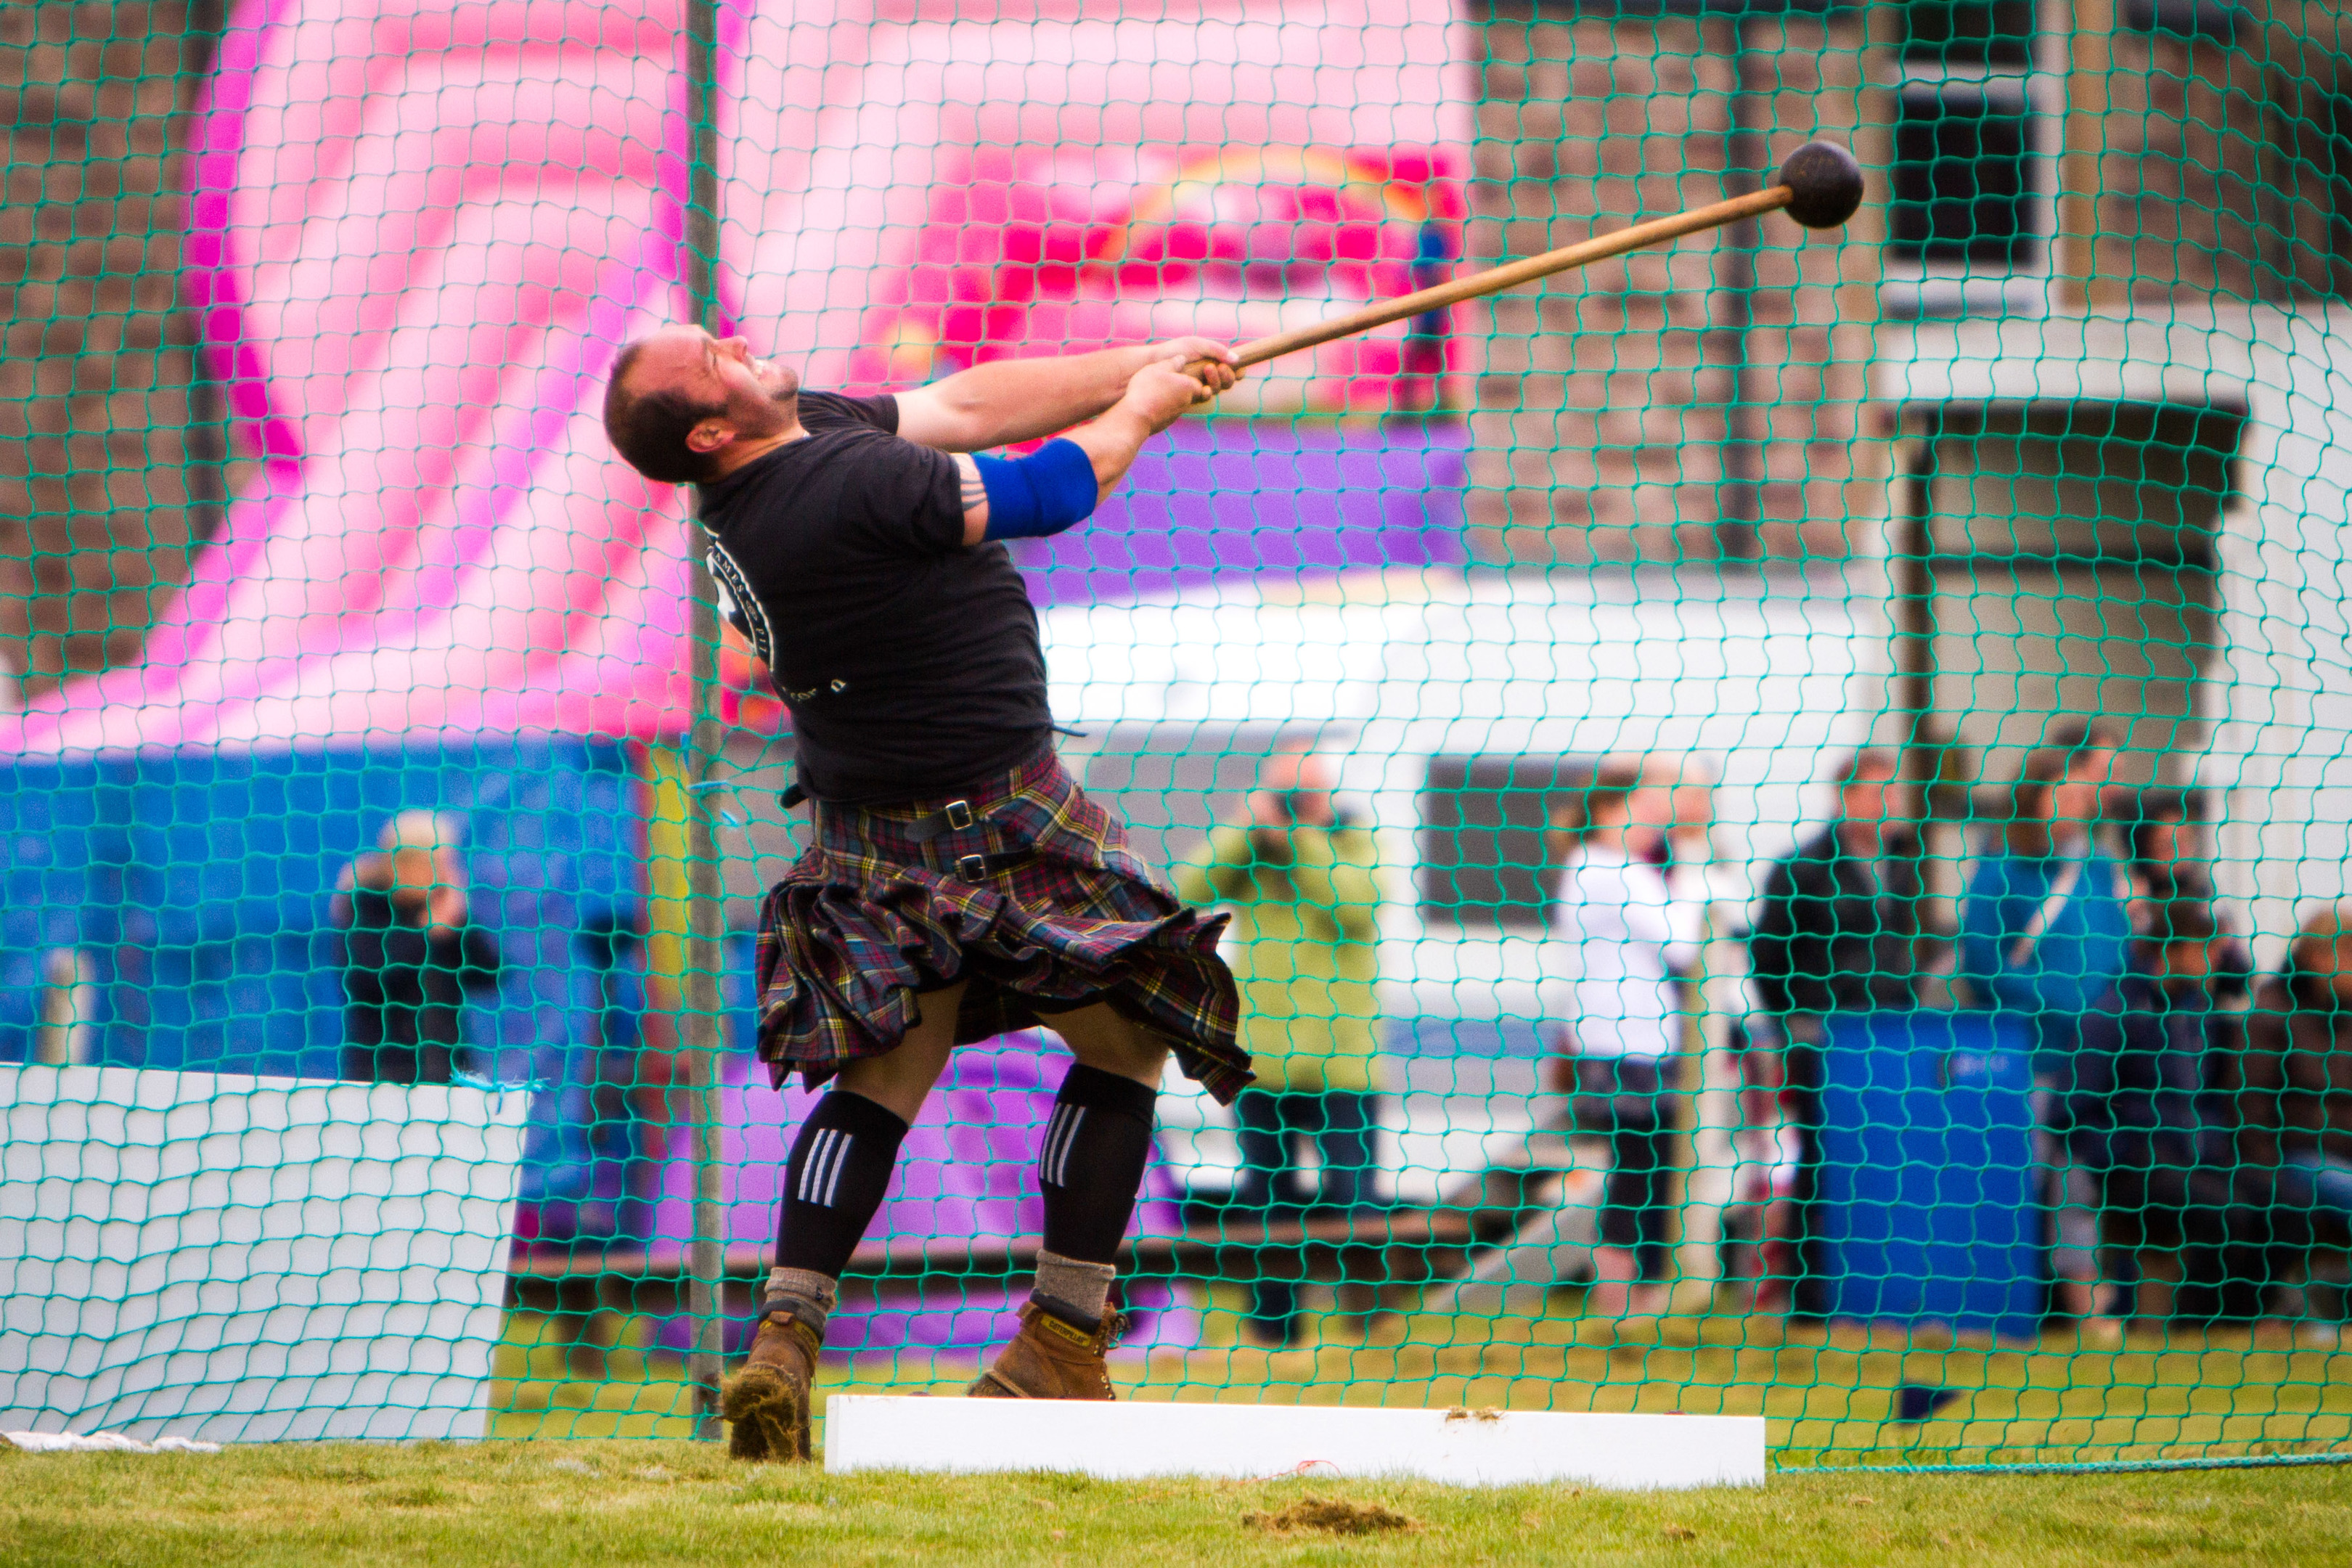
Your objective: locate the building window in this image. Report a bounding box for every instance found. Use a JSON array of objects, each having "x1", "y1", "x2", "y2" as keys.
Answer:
[
  {"x1": 2279, "y1": 86, "x2": 2352, "y2": 301},
  {"x1": 2322, "y1": 96, "x2": 2352, "y2": 295},
  {"x1": 1892, "y1": 81, "x2": 2036, "y2": 265},
  {"x1": 1905, "y1": 0, "x2": 2036, "y2": 65},
  {"x1": 1416, "y1": 755, "x2": 1589, "y2": 933},
  {"x1": 1887, "y1": 0, "x2": 2051, "y2": 303},
  {"x1": 2118, "y1": 0, "x2": 2239, "y2": 42}
]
